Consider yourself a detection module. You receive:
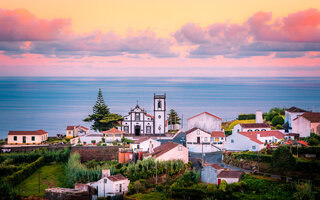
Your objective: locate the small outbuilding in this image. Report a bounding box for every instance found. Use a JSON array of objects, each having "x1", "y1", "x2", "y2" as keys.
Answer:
[
  {"x1": 217, "y1": 170, "x2": 244, "y2": 185},
  {"x1": 7, "y1": 130, "x2": 48, "y2": 145}
]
